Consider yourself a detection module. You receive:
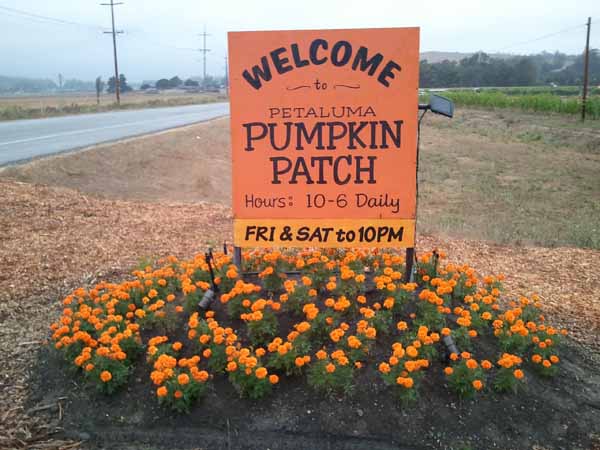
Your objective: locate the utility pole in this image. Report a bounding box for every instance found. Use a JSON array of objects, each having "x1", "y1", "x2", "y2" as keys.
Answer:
[
  {"x1": 198, "y1": 26, "x2": 211, "y2": 87},
  {"x1": 224, "y1": 56, "x2": 229, "y2": 96},
  {"x1": 101, "y1": 0, "x2": 124, "y2": 105},
  {"x1": 581, "y1": 16, "x2": 591, "y2": 121}
]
